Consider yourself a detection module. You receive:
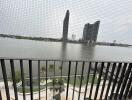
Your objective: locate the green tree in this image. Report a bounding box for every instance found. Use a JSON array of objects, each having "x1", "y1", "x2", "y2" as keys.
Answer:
[
  {"x1": 58, "y1": 78, "x2": 64, "y2": 86},
  {"x1": 15, "y1": 70, "x2": 21, "y2": 83},
  {"x1": 52, "y1": 78, "x2": 57, "y2": 85},
  {"x1": 50, "y1": 78, "x2": 64, "y2": 100},
  {"x1": 41, "y1": 66, "x2": 46, "y2": 79},
  {"x1": 49, "y1": 64, "x2": 54, "y2": 72},
  {"x1": 59, "y1": 66, "x2": 62, "y2": 71},
  {"x1": 10, "y1": 70, "x2": 21, "y2": 83},
  {"x1": 50, "y1": 78, "x2": 57, "y2": 98},
  {"x1": 57, "y1": 78, "x2": 64, "y2": 99}
]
